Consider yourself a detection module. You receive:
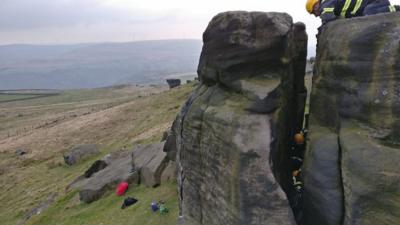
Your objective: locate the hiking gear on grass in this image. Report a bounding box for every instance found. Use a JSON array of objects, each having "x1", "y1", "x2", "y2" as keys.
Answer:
[
  {"x1": 116, "y1": 182, "x2": 129, "y2": 196},
  {"x1": 121, "y1": 197, "x2": 138, "y2": 209},
  {"x1": 151, "y1": 202, "x2": 159, "y2": 212},
  {"x1": 160, "y1": 204, "x2": 169, "y2": 214}
]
